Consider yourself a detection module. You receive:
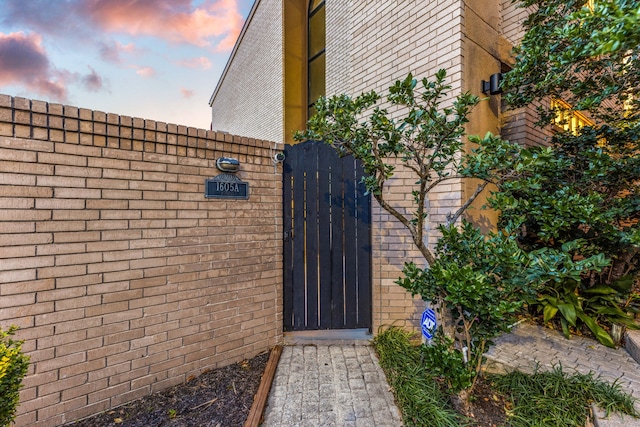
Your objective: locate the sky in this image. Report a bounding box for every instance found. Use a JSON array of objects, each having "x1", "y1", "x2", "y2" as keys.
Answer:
[{"x1": 0, "y1": 0, "x2": 255, "y2": 129}]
